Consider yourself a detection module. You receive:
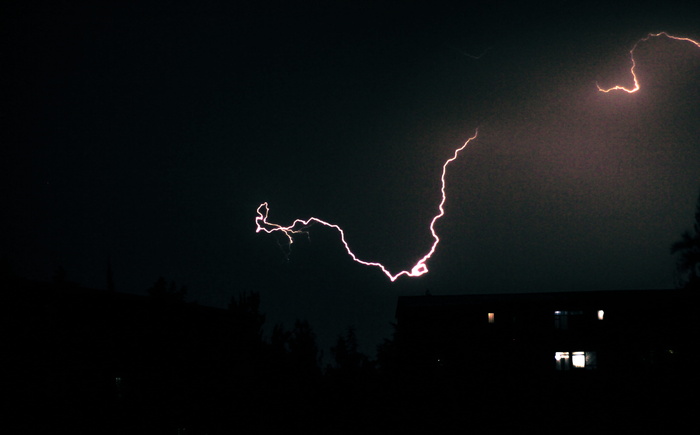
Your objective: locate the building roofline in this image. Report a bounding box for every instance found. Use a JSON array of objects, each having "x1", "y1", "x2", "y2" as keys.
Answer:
[{"x1": 396, "y1": 288, "x2": 690, "y2": 317}]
